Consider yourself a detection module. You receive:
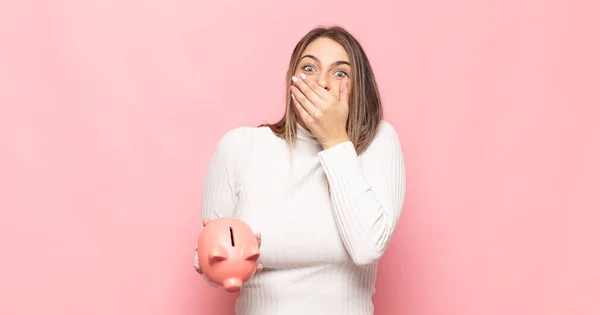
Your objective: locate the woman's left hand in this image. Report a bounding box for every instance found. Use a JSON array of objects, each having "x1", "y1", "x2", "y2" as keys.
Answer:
[{"x1": 290, "y1": 74, "x2": 351, "y2": 150}]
